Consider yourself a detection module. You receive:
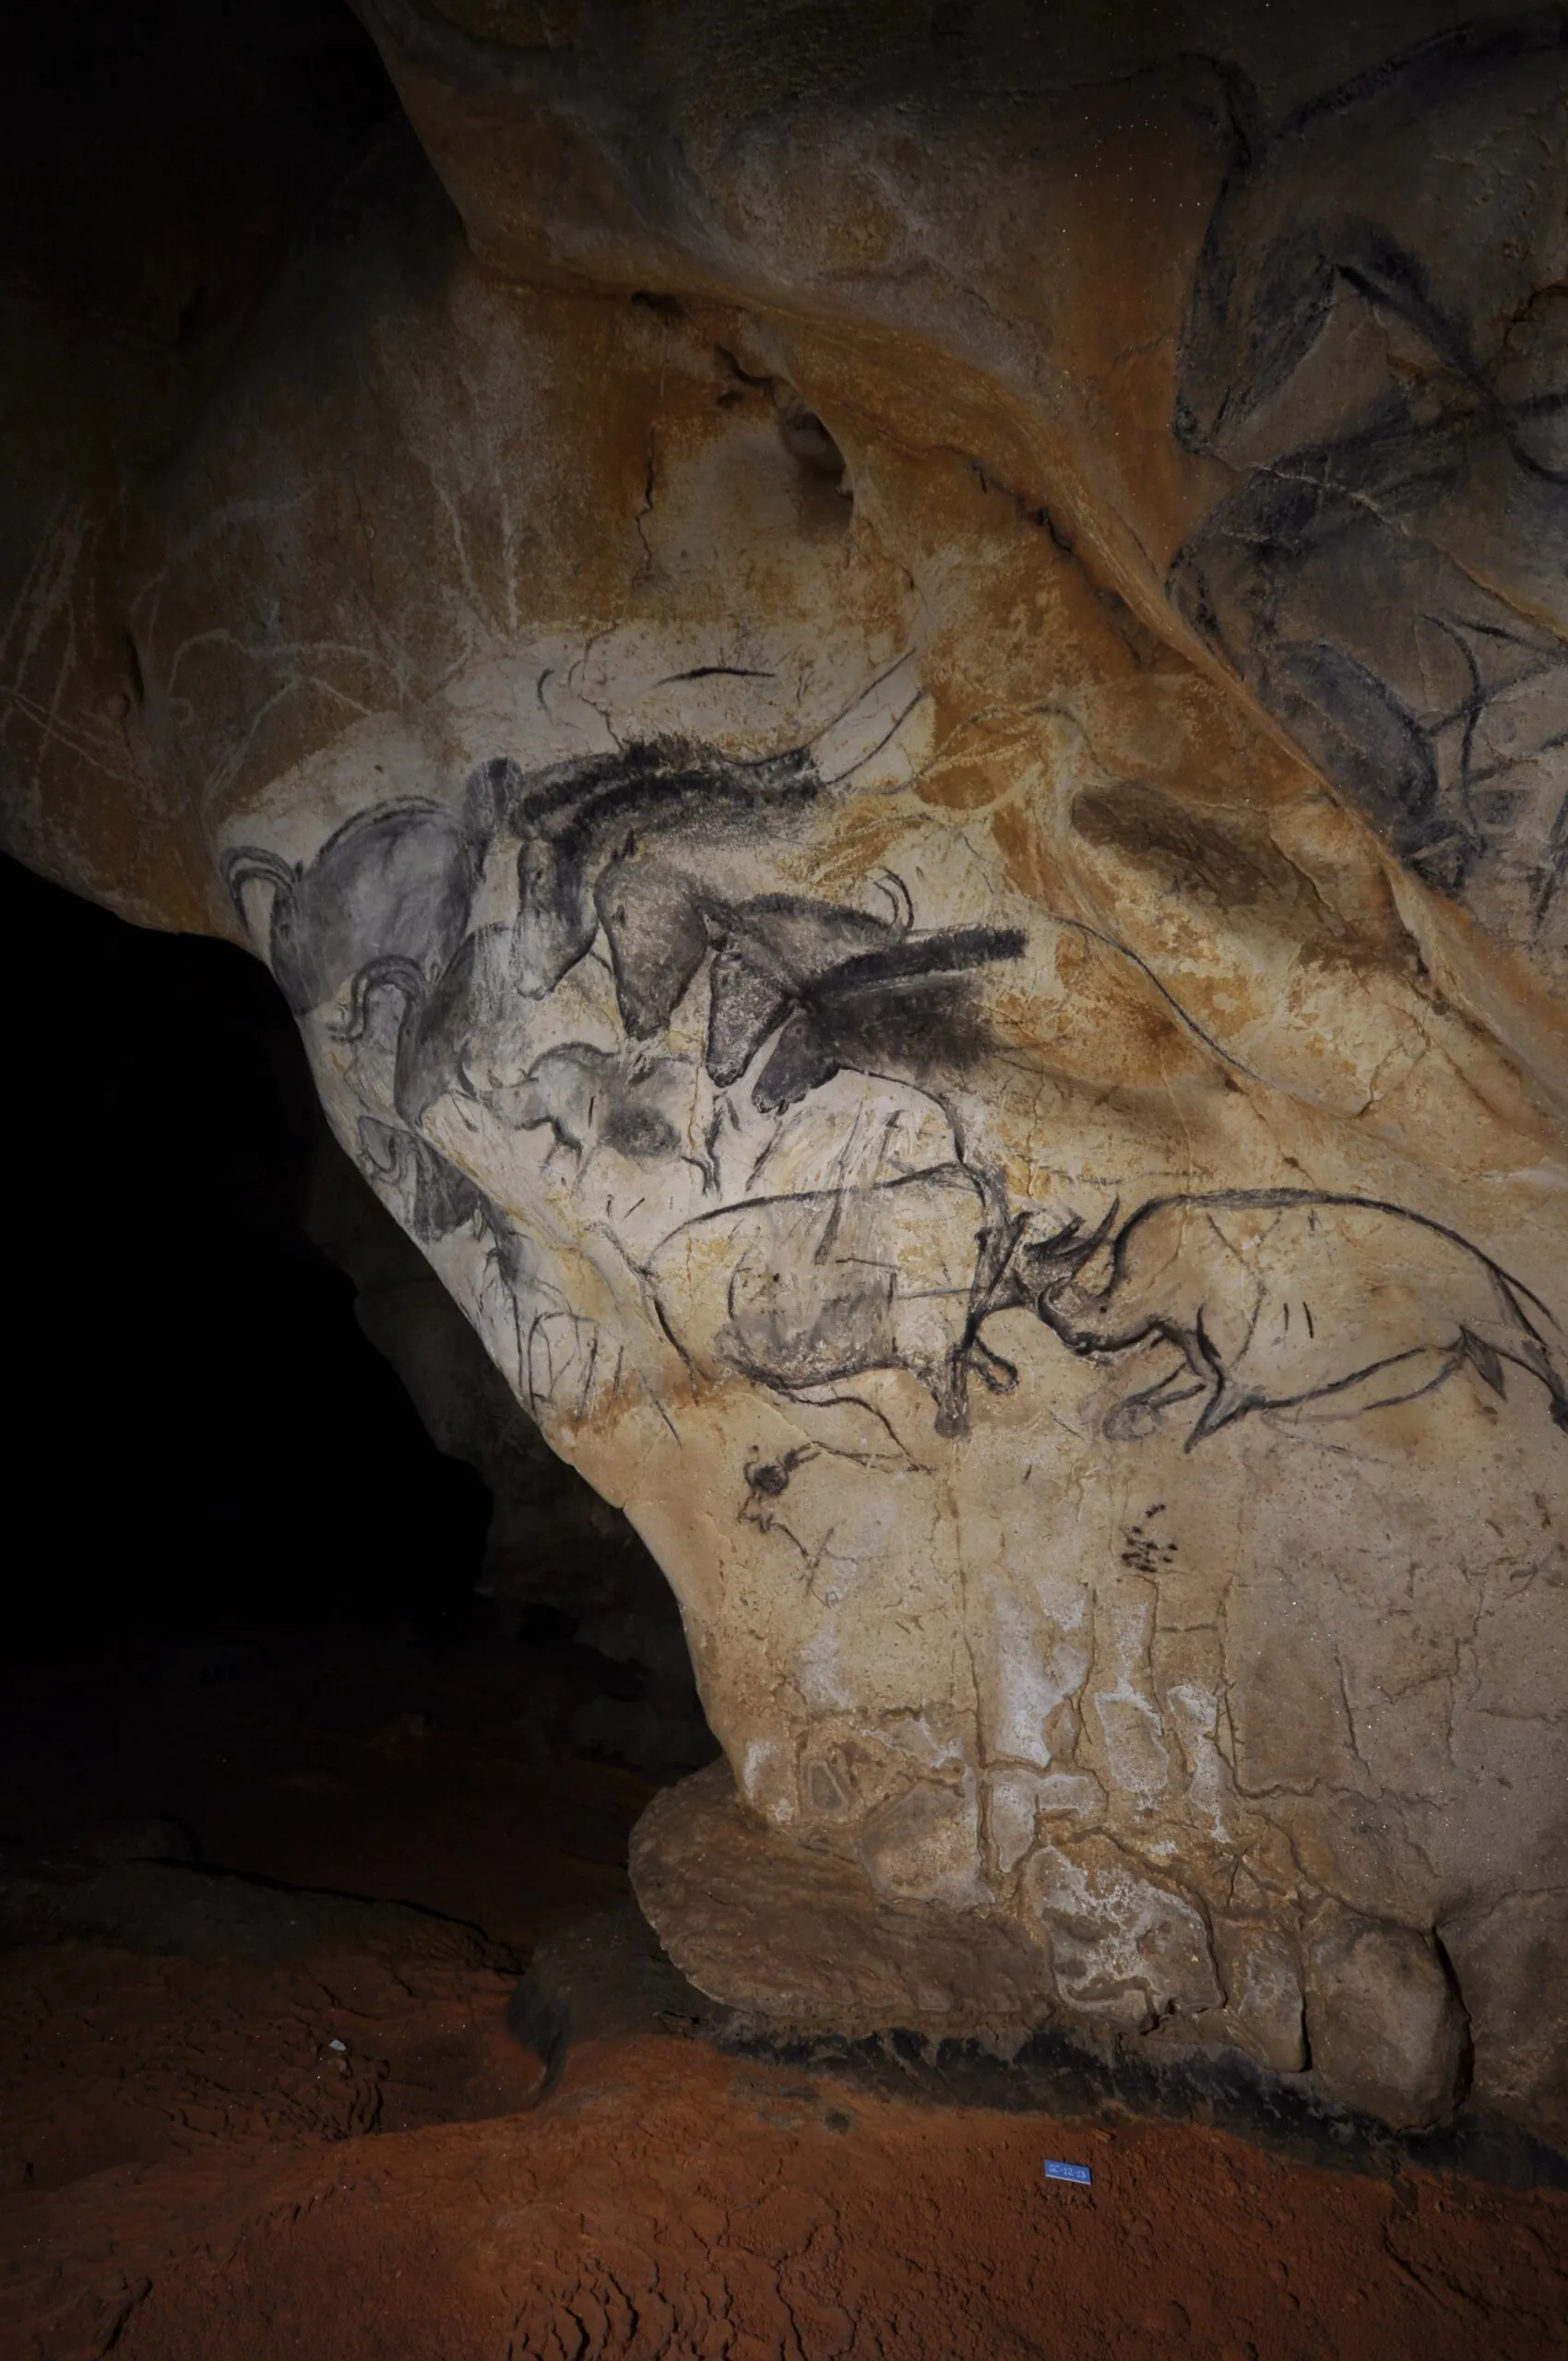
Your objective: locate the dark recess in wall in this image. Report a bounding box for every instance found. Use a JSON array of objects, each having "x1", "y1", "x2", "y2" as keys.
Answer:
[
  {"x1": 0, "y1": 850, "x2": 493, "y2": 1654},
  {"x1": 0, "y1": 0, "x2": 403, "y2": 465}
]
